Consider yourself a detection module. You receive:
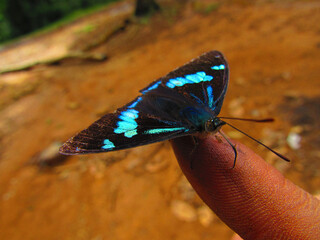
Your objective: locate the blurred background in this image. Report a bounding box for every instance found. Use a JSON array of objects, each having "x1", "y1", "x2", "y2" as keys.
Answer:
[{"x1": 0, "y1": 0, "x2": 319, "y2": 239}]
